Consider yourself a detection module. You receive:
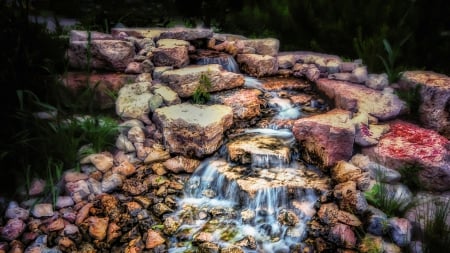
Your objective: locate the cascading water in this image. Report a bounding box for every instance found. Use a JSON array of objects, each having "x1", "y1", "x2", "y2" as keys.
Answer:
[
  {"x1": 193, "y1": 50, "x2": 240, "y2": 73},
  {"x1": 167, "y1": 77, "x2": 330, "y2": 252}
]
